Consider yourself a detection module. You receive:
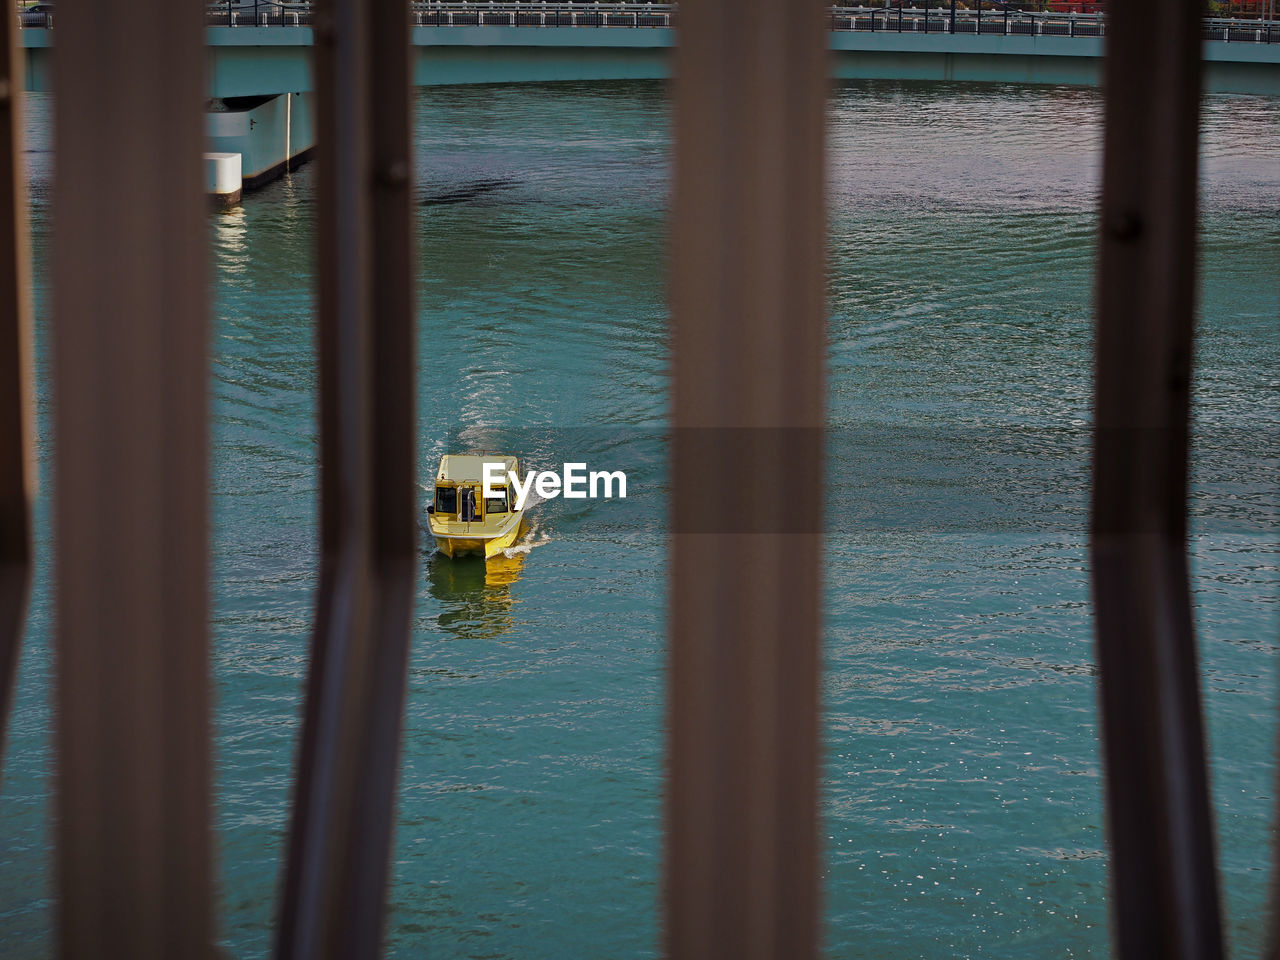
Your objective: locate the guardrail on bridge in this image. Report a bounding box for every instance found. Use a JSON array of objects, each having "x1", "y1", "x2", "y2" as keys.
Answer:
[{"x1": 15, "y1": 2, "x2": 1280, "y2": 44}]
